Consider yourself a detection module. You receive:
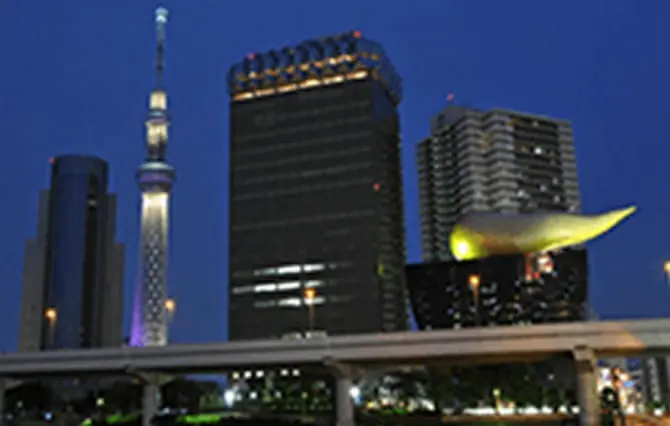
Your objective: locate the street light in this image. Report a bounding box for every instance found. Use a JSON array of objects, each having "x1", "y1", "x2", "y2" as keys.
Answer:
[
  {"x1": 44, "y1": 307, "x2": 57, "y2": 348},
  {"x1": 165, "y1": 298, "x2": 176, "y2": 321},
  {"x1": 664, "y1": 261, "x2": 670, "y2": 275},
  {"x1": 304, "y1": 288, "x2": 316, "y2": 332},
  {"x1": 468, "y1": 274, "x2": 481, "y2": 326}
]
